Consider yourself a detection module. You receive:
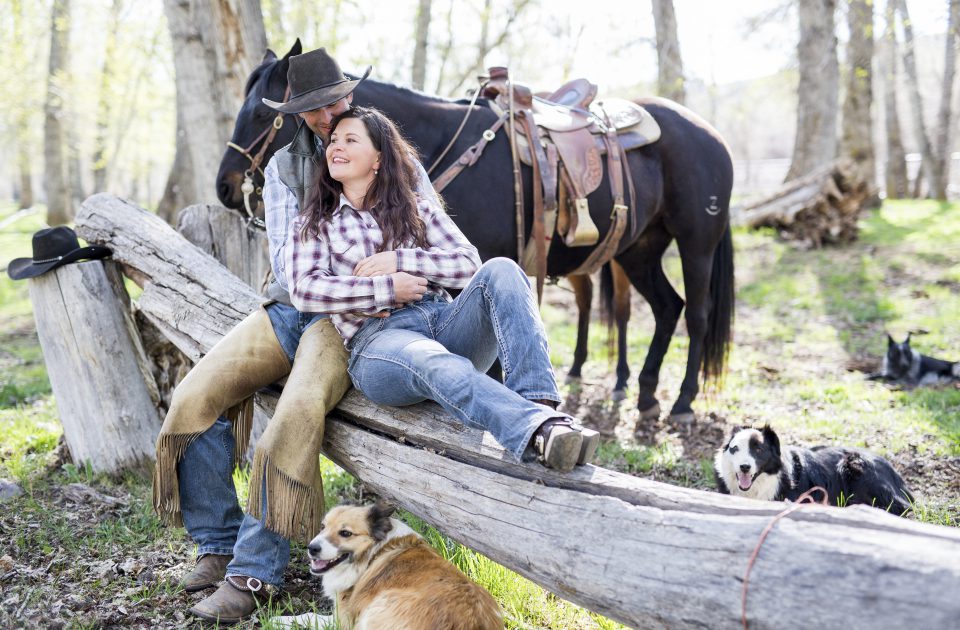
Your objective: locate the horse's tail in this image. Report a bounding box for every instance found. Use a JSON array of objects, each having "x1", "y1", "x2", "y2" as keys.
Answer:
[
  {"x1": 599, "y1": 262, "x2": 615, "y2": 355},
  {"x1": 702, "y1": 225, "x2": 735, "y2": 384}
]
